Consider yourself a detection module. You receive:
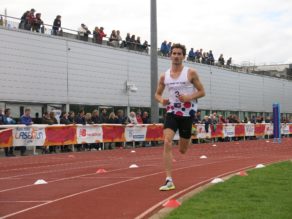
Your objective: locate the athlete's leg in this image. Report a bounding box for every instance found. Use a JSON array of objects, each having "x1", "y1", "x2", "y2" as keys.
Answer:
[
  {"x1": 179, "y1": 137, "x2": 191, "y2": 154},
  {"x1": 178, "y1": 116, "x2": 193, "y2": 154},
  {"x1": 163, "y1": 128, "x2": 176, "y2": 178}
]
